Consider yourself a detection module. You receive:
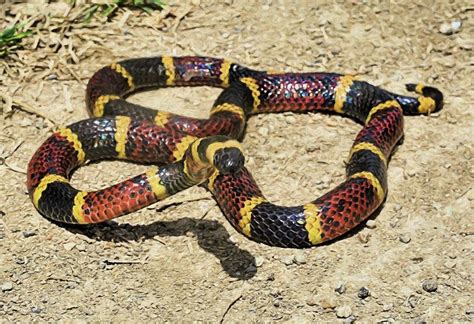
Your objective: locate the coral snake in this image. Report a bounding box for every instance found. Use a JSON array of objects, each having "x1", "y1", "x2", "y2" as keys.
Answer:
[{"x1": 26, "y1": 56, "x2": 443, "y2": 248}]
